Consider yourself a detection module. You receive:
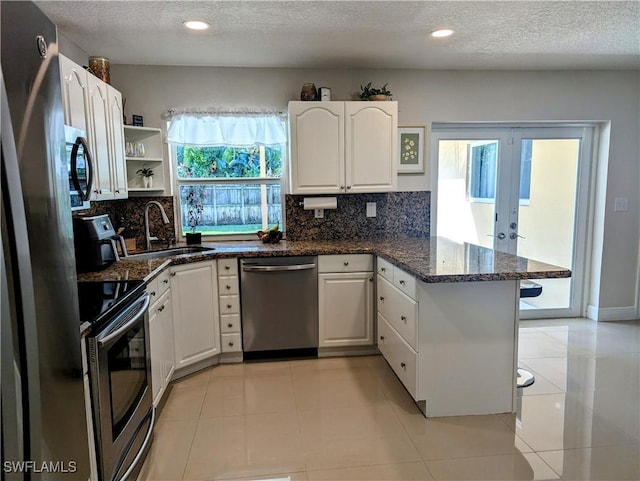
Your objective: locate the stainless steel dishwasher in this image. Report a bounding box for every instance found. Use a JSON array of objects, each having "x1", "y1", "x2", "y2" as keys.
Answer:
[{"x1": 241, "y1": 256, "x2": 318, "y2": 358}]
